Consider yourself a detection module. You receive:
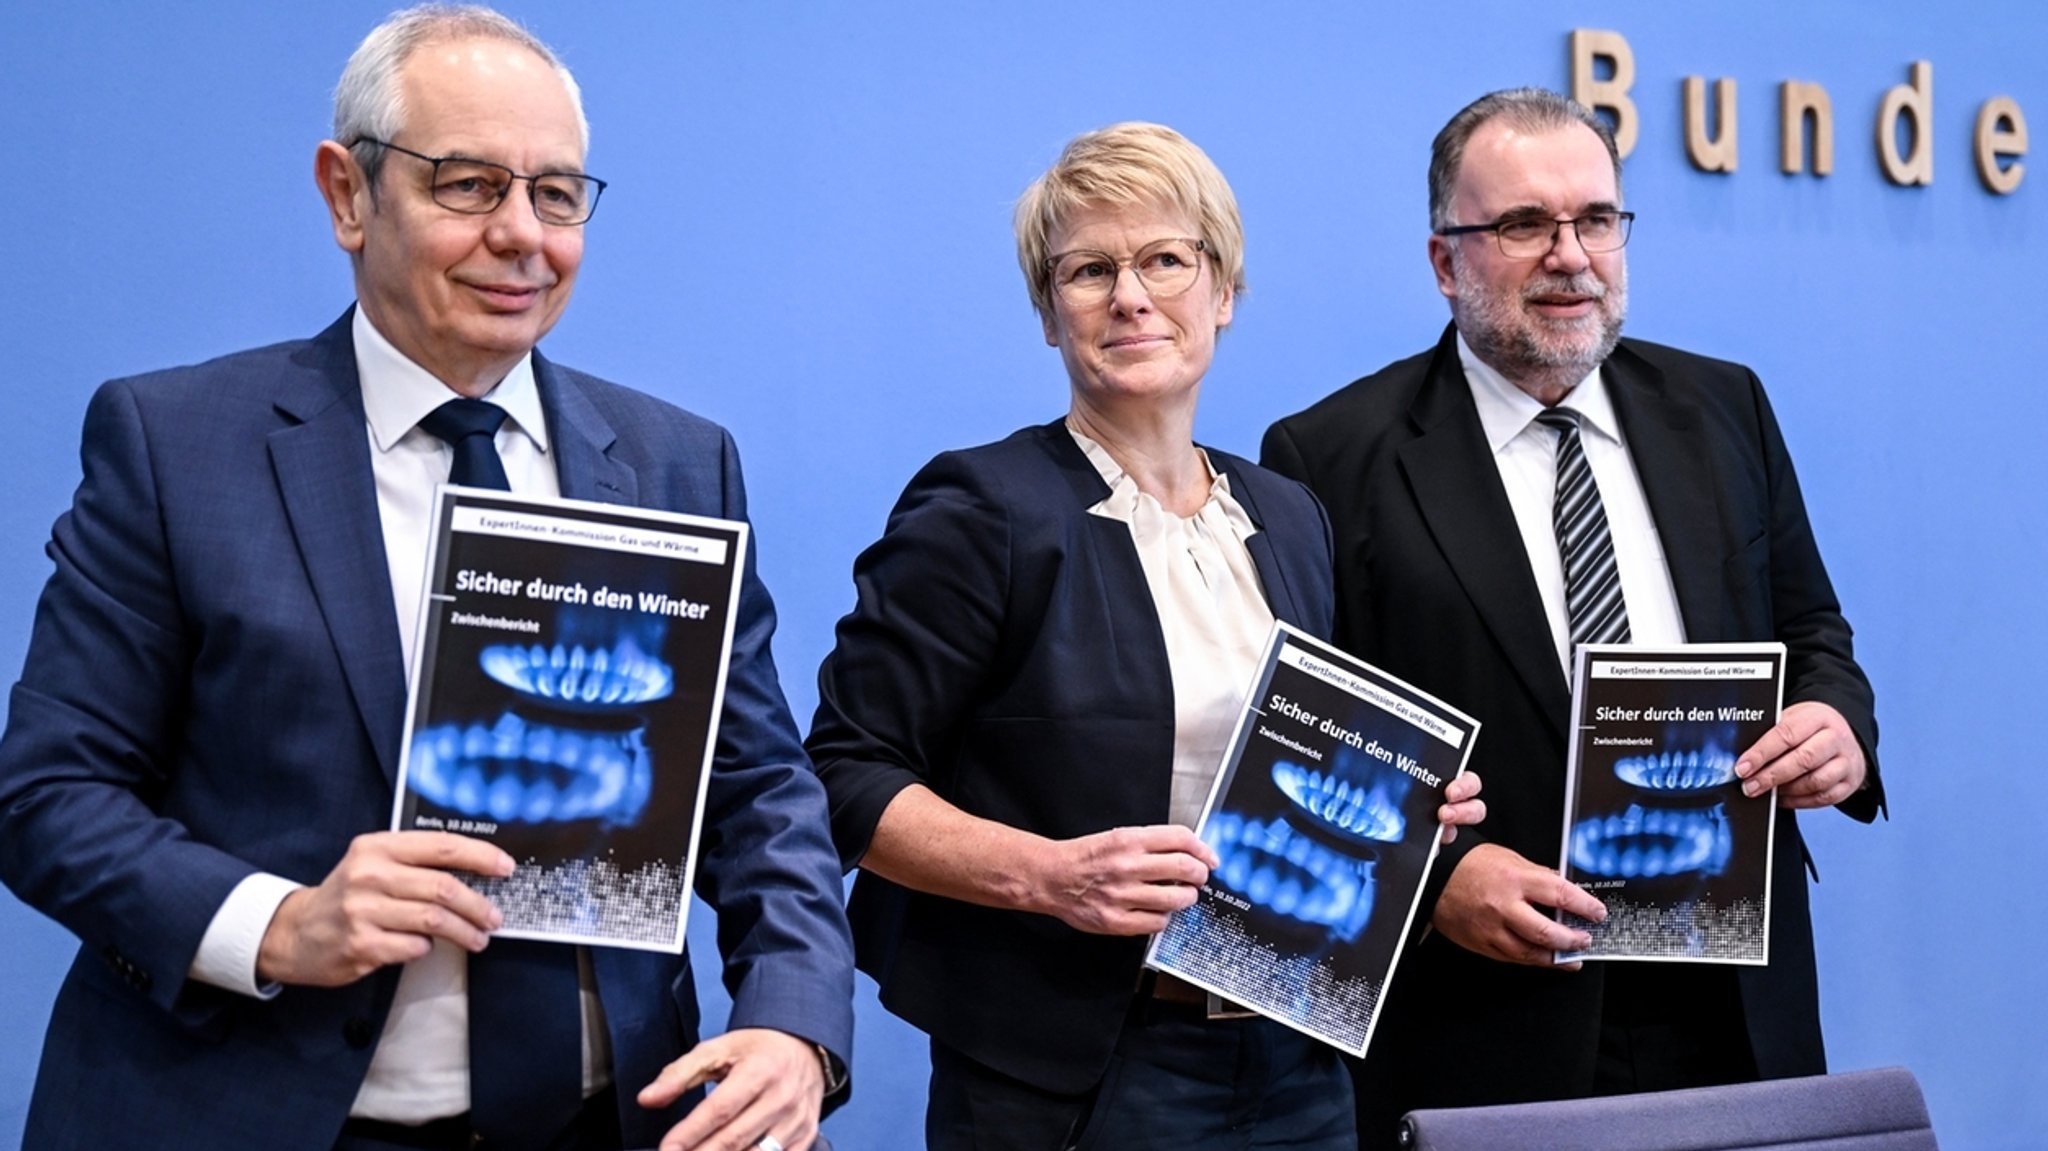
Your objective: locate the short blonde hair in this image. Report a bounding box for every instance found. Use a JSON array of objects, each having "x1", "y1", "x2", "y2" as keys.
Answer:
[{"x1": 1013, "y1": 122, "x2": 1246, "y2": 327}]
